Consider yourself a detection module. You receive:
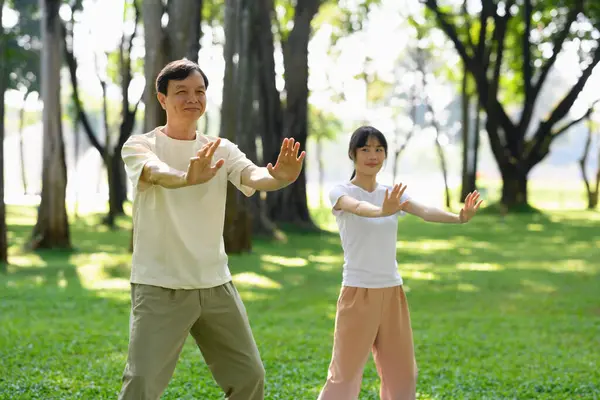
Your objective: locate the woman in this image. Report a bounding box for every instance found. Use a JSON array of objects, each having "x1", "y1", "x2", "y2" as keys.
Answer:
[{"x1": 318, "y1": 126, "x2": 482, "y2": 400}]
